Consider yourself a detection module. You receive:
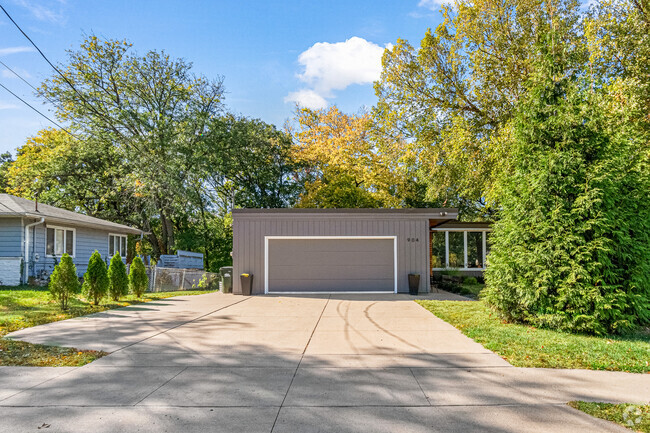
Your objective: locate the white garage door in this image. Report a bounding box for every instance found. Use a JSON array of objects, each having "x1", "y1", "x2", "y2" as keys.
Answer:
[{"x1": 265, "y1": 237, "x2": 396, "y2": 293}]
